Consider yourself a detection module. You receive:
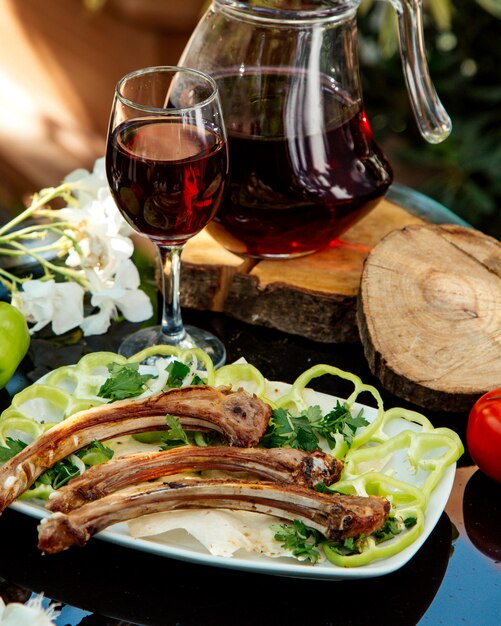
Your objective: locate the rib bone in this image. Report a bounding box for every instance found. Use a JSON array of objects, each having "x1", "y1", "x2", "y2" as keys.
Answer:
[
  {"x1": 47, "y1": 446, "x2": 344, "y2": 513},
  {"x1": 37, "y1": 479, "x2": 390, "y2": 554},
  {"x1": 0, "y1": 386, "x2": 271, "y2": 514}
]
